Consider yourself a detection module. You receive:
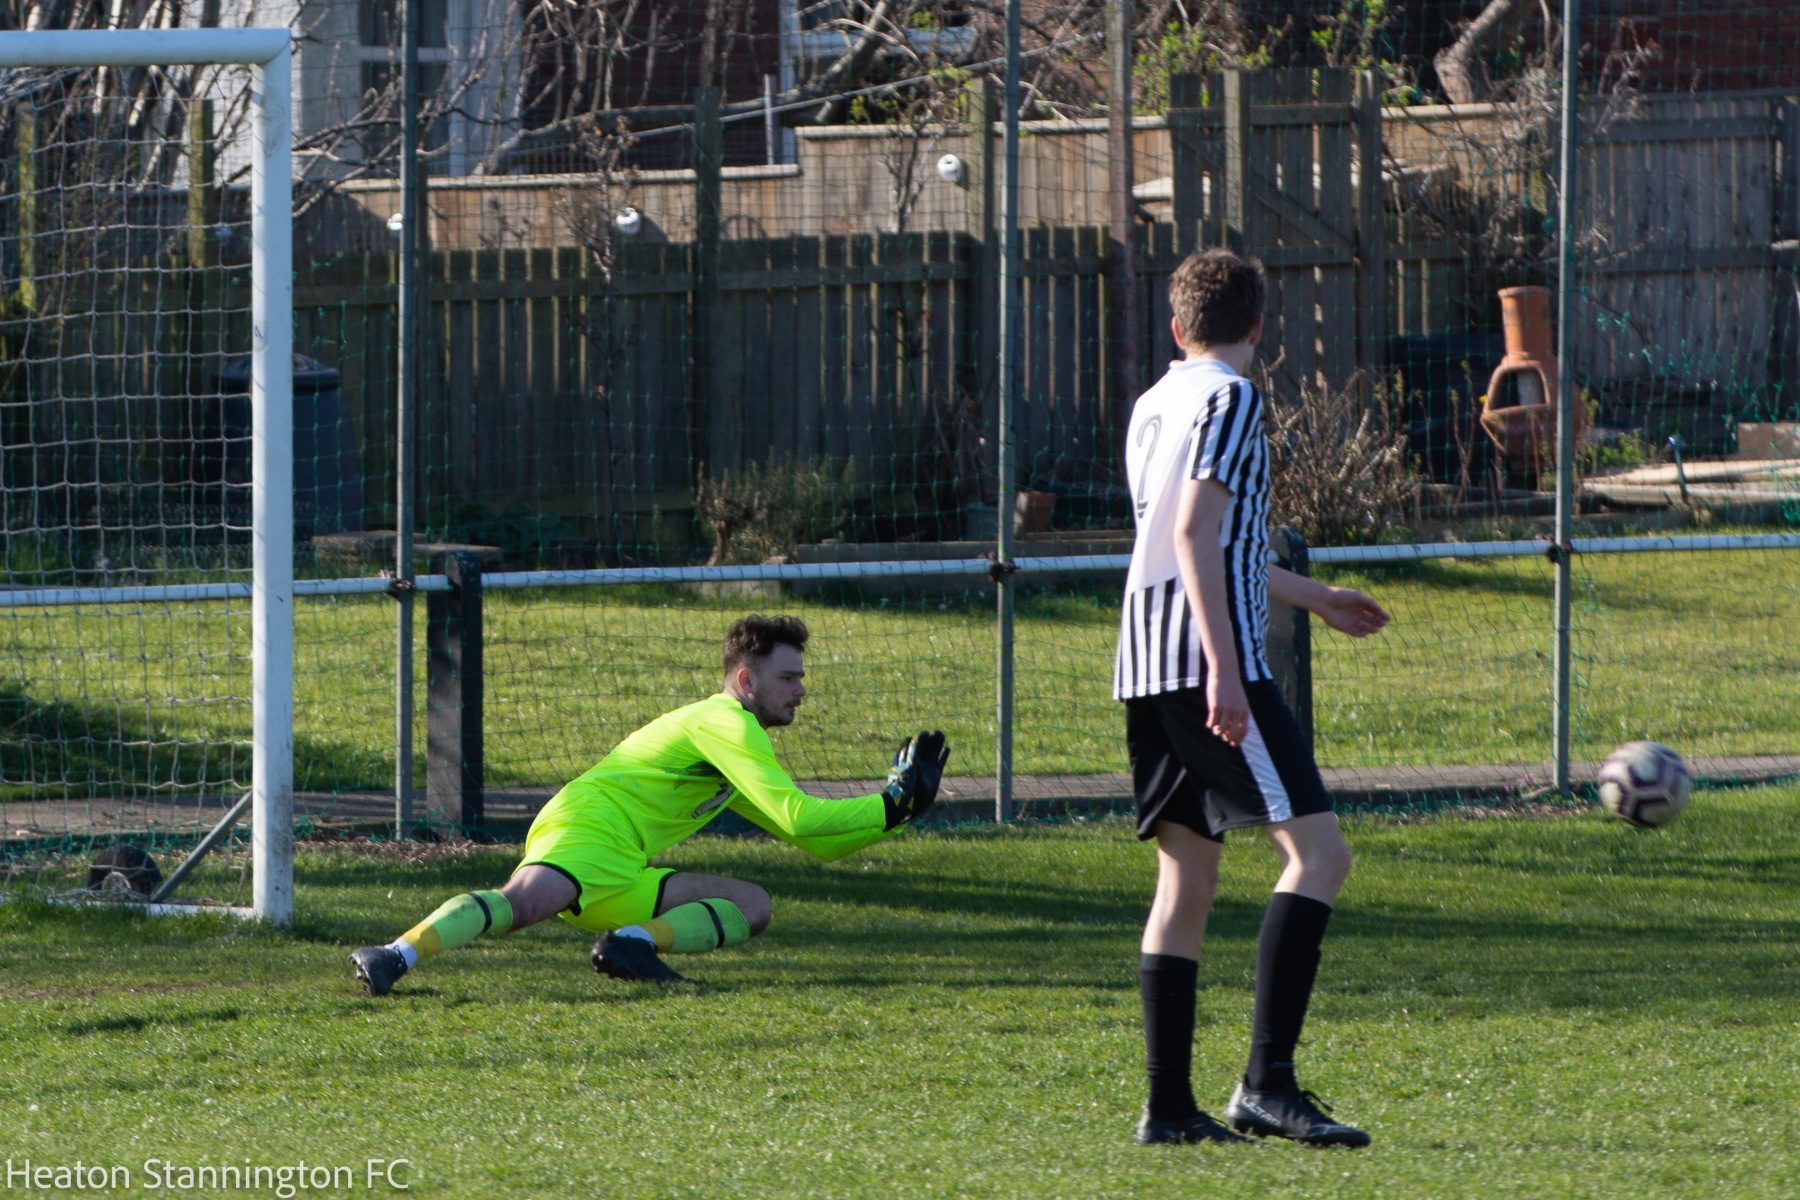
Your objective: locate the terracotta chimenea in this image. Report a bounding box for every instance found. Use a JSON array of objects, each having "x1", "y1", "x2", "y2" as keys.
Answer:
[{"x1": 1479, "y1": 286, "x2": 1583, "y2": 477}]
